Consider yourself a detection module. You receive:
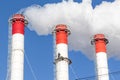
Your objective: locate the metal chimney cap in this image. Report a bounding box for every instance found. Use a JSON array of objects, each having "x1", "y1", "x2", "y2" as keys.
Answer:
[
  {"x1": 91, "y1": 34, "x2": 109, "y2": 45},
  {"x1": 94, "y1": 34, "x2": 105, "y2": 40},
  {"x1": 55, "y1": 24, "x2": 67, "y2": 30},
  {"x1": 52, "y1": 24, "x2": 71, "y2": 35},
  {"x1": 9, "y1": 14, "x2": 28, "y2": 25},
  {"x1": 12, "y1": 14, "x2": 25, "y2": 19}
]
